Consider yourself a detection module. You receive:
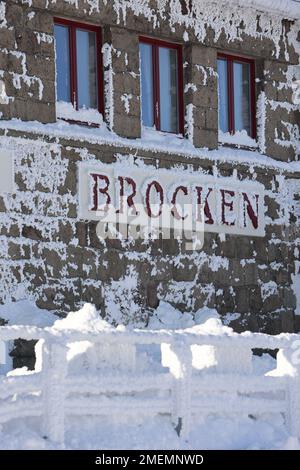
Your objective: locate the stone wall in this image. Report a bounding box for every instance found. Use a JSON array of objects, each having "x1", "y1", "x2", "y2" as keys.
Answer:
[
  {"x1": 0, "y1": 127, "x2": 299, "y2": 333},
  {"x1": 0, "y1": 1, "x2": 299, "y2": 159},
  {"x1": 0, "y1": 0, "x2": 299, "y2": 334}
]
